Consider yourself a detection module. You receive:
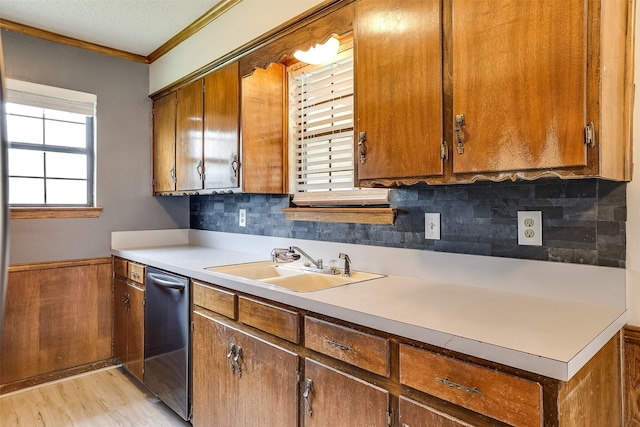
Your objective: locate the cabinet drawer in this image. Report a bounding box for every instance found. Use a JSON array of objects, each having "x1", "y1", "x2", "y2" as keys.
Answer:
[
  {"x1": 238, "y1": 297, "x2": 299, "y2": 343},
  {"x1": 113, "y1": 257, "x2": 128, "y2": 278},
  {"x1": 399, "y1": 344, "x2": 542, "y2": 427},
  {"x1": 305, "y1": 316, "x2": 389, "y2": 377},
  {"x1": 128, "y1": 262, "x2": 145, "y2": 284},
  {"x1": 399, "y1": 395, "x2": 474, "y2": 427},
  {"x1": 193, "y1": 281, "x2": 236, "y2": 319}
]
